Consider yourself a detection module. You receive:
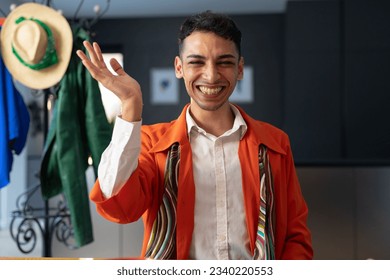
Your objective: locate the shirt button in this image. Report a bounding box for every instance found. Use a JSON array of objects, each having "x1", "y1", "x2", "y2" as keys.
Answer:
[{"x1": 218, "y1": 235, "x2": 226, "y2": 242}]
